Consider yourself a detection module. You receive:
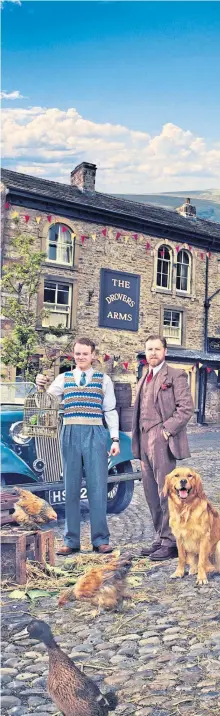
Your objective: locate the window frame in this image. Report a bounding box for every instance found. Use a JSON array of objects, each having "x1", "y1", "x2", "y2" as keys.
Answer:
[
  {"x1": 176, "y1": 249, "x2": 191, "y2": 294},
  {"x1": 46, "y1": 223, "x2": 74, "y2": 267},
  {"x1": 155, "y1": 244, "x2": 173, "y2": 292},
  {"x1": 42, "y1": 280, "x2": 72, "y2": 329},
  {"x1": 161, "y1": 305, "x2": 185, "y2": 347}
]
